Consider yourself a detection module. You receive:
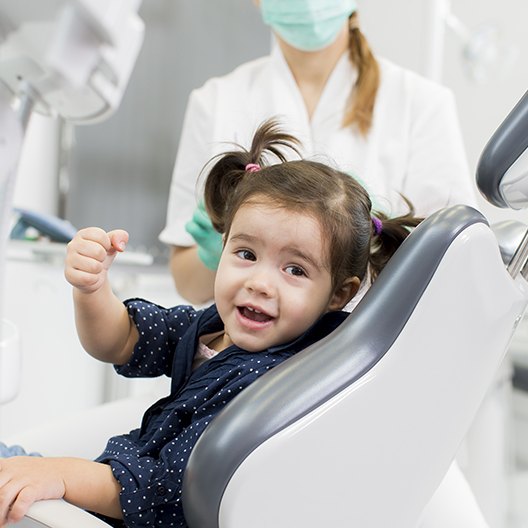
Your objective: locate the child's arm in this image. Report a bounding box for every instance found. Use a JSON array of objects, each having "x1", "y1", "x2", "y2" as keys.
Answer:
[
  {"x1": 64, "y1": 227, "x2": 138, "y2": 365},
  {"x1": 0, "y1": 456, "x2": 122, "y2": 525}
]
